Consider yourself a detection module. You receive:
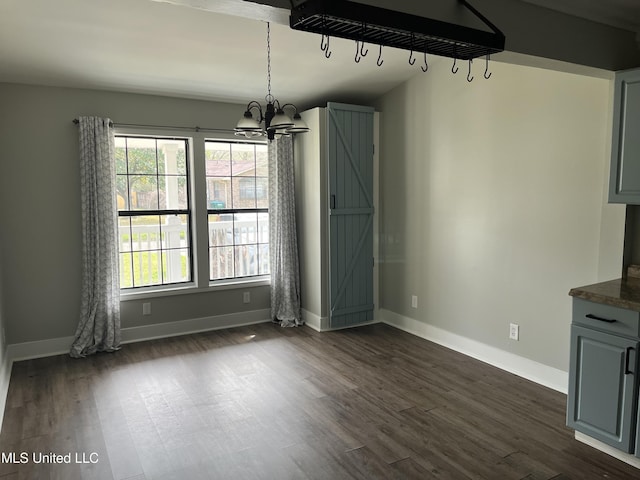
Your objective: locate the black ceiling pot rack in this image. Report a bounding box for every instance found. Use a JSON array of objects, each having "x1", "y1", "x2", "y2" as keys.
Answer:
[{"x1": 289, "y1": 0, "x2": 505, "y2": 61}]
